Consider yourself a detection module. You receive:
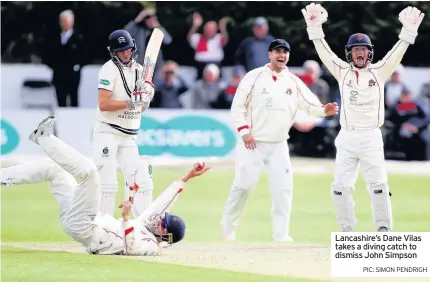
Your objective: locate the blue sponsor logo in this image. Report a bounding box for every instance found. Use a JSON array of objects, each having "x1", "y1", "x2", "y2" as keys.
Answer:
[
  {"x1": 1, "y1": 120, "x2": 20, "y2": 154},
  {"x1": 137, "y1": 115, "x2": 236, "y2": 157}
]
